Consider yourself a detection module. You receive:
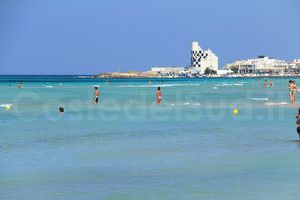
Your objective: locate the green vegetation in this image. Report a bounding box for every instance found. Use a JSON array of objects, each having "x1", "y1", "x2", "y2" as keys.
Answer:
[{"x1": 204, "y1": 67, "x2": 217, "y2": 75}]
